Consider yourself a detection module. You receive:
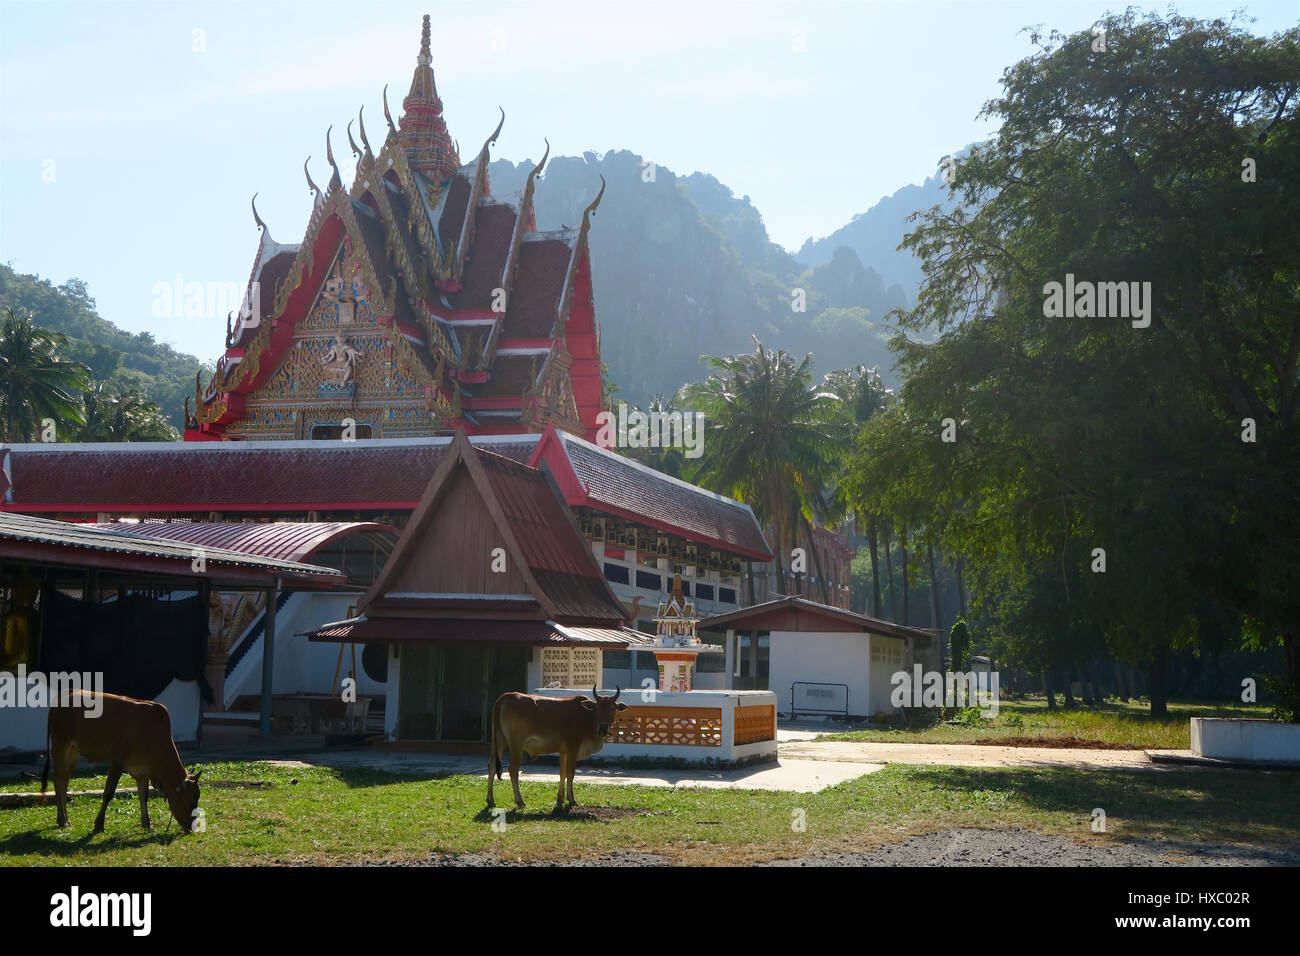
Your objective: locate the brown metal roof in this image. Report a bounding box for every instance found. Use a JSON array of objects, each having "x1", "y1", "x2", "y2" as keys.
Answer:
[
  {"x1": 89, "y1": 521, "x2": 396, "y2": 564},
  {"x1": 0, "y1": 436, "x2": 538, "y2": 512},
  {"x1": 362, "y1": 433, "x2": 628, "y2": 626},
  {"x1": 698, "y1": 596, "x2": 938, "y2": 642},
  {"x1": 542, "y1": 428, "x2": 772, "y2": 560},
  {"x1": 0, "y1": 512, "x2": 344, "y2": 587}
]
